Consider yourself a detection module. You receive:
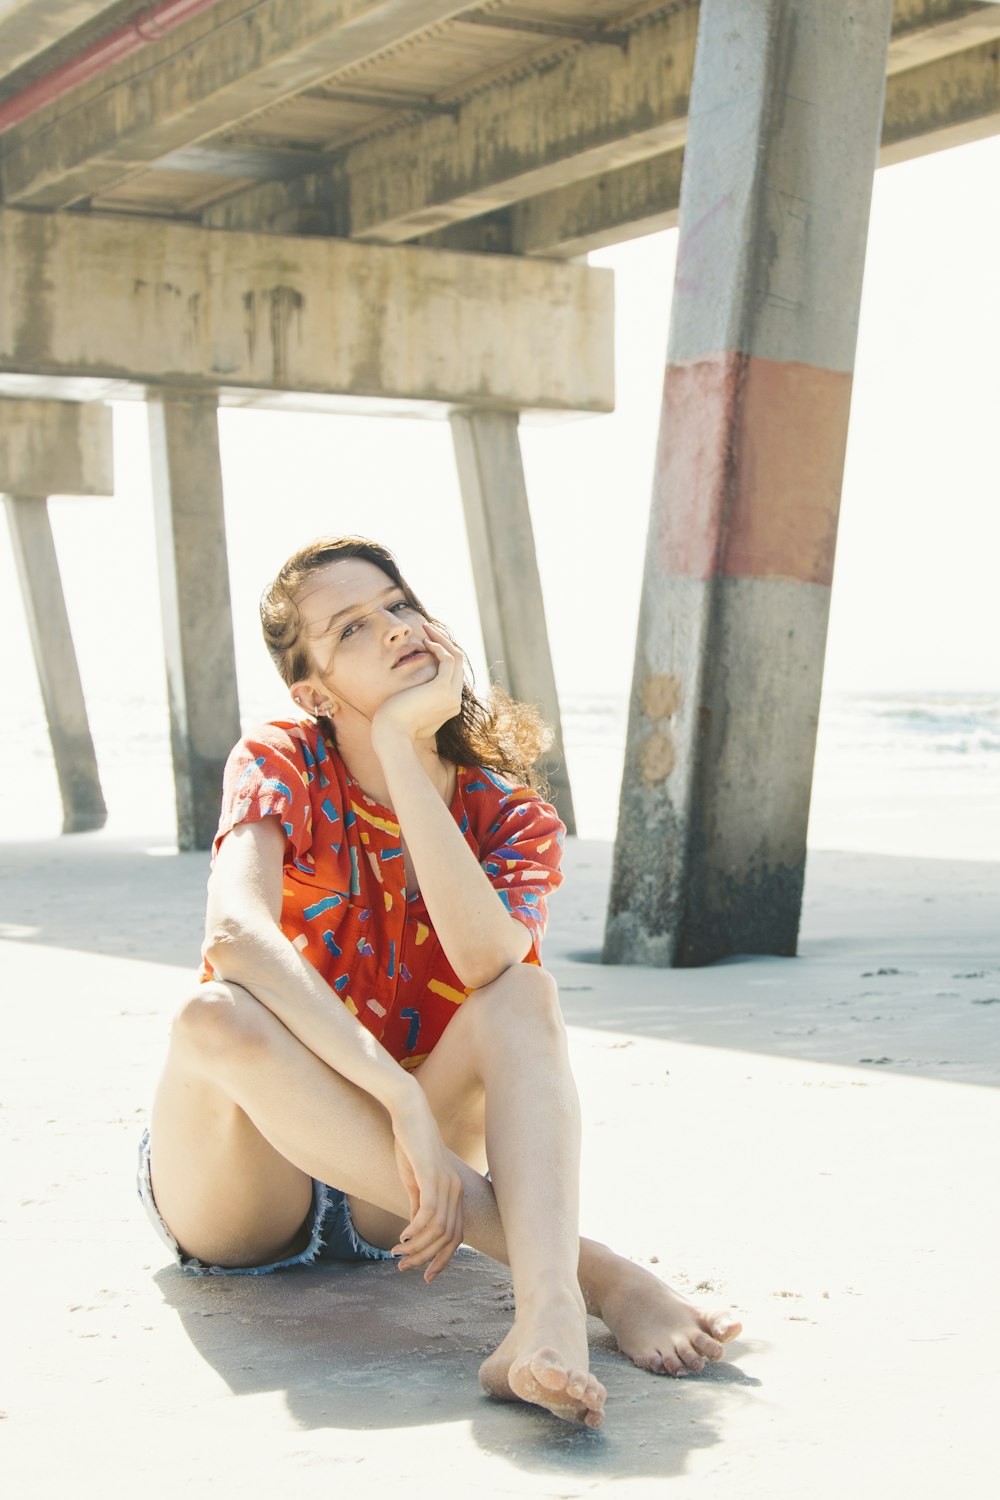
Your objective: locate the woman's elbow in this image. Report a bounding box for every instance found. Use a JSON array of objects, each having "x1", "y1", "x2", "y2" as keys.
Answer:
[
  {"x1": 202, "y1": 914, "x2": 268, "y2": 979},
  {"x1": 460, "y1": 925, "x2": 534, "y2": 990}
]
